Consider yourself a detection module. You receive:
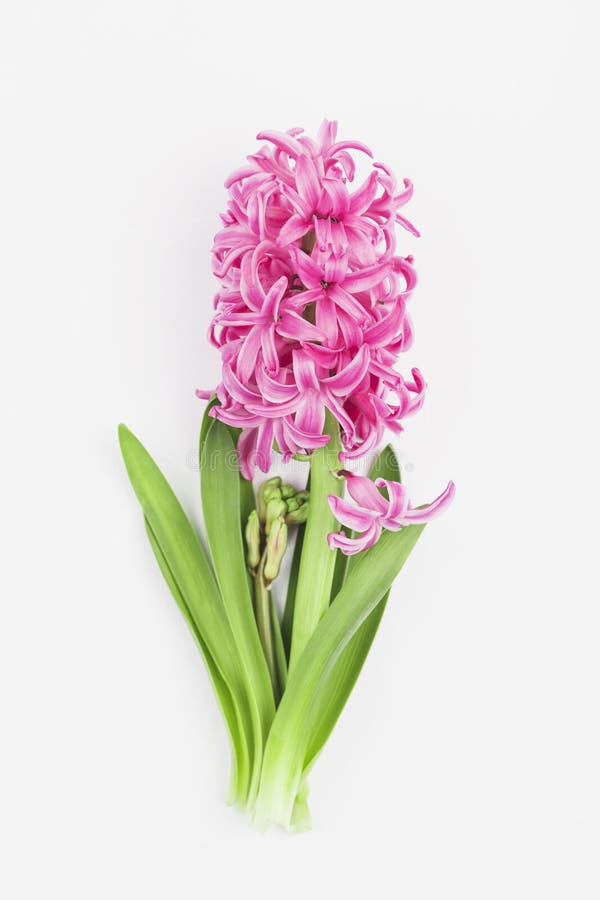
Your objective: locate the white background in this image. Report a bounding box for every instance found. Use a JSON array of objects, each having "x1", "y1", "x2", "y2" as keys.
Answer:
[{"x1": 1, "y1": 1, "x2": 599, "y2": 897}]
